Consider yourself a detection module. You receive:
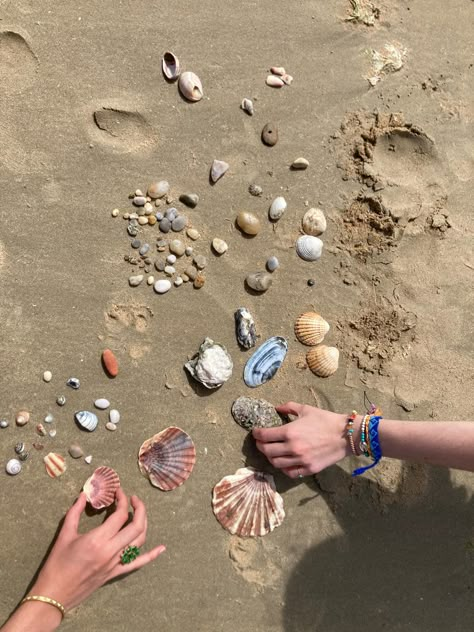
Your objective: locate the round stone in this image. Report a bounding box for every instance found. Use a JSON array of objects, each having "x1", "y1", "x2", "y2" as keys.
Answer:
[
  {"x1": 262, "y1": 123, "x2": 278, "y2": 146},
  {"x1": 44, "y1": 414, "x2": 54, "y2": 424},
  {"x1": 174, "y1": 276, "x2": 183, "y2": 287},
  {"x1": 135, "y1": 189, "x2": 144, "y2": 197},
  {"x1": 154, "y1": 279, "x2": 172, "y2": 294},
  {"x1": 212, "y1": 238, "x2": 228, "y2": 255},
  {"x1": 139, "y1": 244, "x2": 150, "y2": 256},
  {"x1": 165, "y1": 207, "x2": 178, "y2": 221},
  {"x1": 68, "y1": 443, "x2": 84, "y2": 459},
  {"x1": 155, "y1": 260, "x2": 165, "y2": 272},
  {"x1": 148, "y1": 215, "x2": 157, "y2": 225},
  {"x1": 185, "y1": 266, "x2": 198, "y2": 281},
  {"x1": 169, "y1": 240, "x2": 186, "y2": 256},
  {"x1": 131, "y1": 239, "x2": 141, "y2": 249},
  {"x1": 159, "y1": 218, "x2": 171, "y2": 233},
  {"x1": 156, "y1": 212, "x2": 164, "y2": 221},
  {"x1": 249, "y1": 184, "x2": 263, "y2": 197},
  {"x1": 0, "y1": 419, "x2": 9, "y2": 428},
  {"x1": 246, "y1": 271, "x2": 272, "y2": 292},
  {"x1": 185, "y1": 247, "x2": 193, "y2": 256},
  {"x1": 43, "y1": 370, "x2": 52, "y2": 383},
  {"x1": 194, "y1": 255, "x2": 207, "y2": 270},
  {"x1": 266, "y1": 256, "x2": 280, "y2": 272},
  {"x1": 111, "y1": 208, "x2": 119, "y2": 217},
  {"x1": 307, "y1": 279, "x2": 316, "y2": 287},
  {"x1": 144, "y1": 202, "x2": 153, "y2": 215},
  {"x1": 167, "y1": 254, "x2": 177, "y2": 265},
  {"x1": 147, "y1": 275, "x2": 155, "y2": 285},
  {"x1": 133, "y1": 196, "x2": 146, "y2": 206},
  {"x1": 172, "y1": 216, "x2": 187, "y2": 232},
  {"x1": 179, "y1": 193, "x2": 199, "y2": 208},
  {"x1": 148, "y1": 181, "x2": 169, "y2": 199},
  {"x1": 164, "y1": 265, "x2": 176, "y2": 276},
  {"x1": 106, "y1": 422, "x2": 117, "y2": 432},
  {"x1": 129, "y1": 274, "x2": 144, "y2": 287},
  {"x1": 123, "y1": 213, "x2": 130, "y2": 219},
  {"x1": 109, "y1": 409, "x2": 121, "y2": 424},
  {"x1": 94, "y1": 398, "x2": 110, "y2": 410},
  {"x1": 56, "y1": 396, "x2": 66, "y2": 406},
  {"x1": 138, "y1": 216, "x2": 148, "y2": 225},
  {"x1": 186, "y1": 228, "x2": 200, "y2": 240},
  {"x1": 194, "y1": 272, "x2": 206, "y2": 289}
]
